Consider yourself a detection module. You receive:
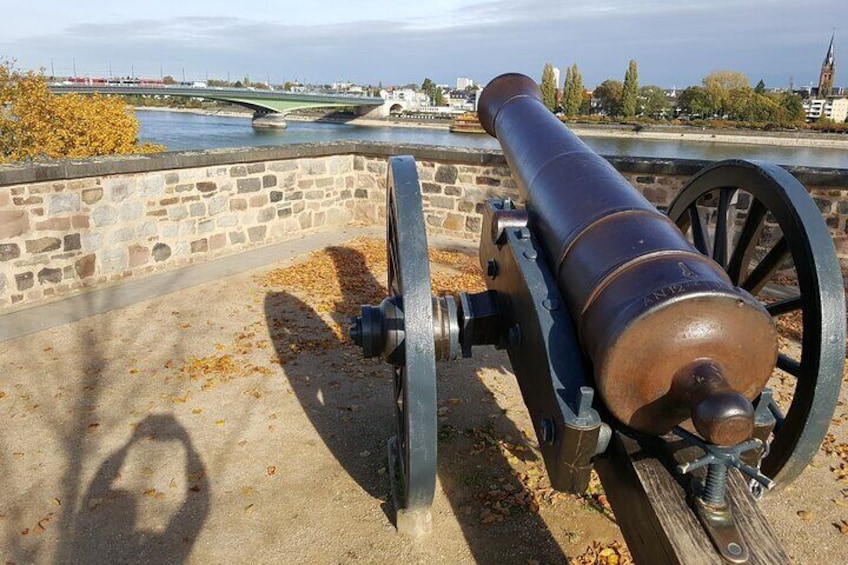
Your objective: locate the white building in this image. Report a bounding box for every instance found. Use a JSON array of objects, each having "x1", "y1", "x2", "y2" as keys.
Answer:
[
  {"x1": 456, "y1": 77, "x2": 474, "y2": 90},
  {"x1": 803, "y1": 97, "x2": 848, "y2": 122},
  {"x1": 552, "y1": 67, "x2": 561, "y2": 90}
]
